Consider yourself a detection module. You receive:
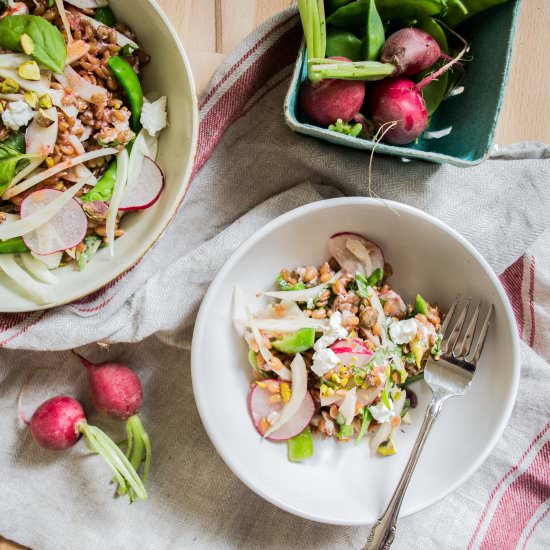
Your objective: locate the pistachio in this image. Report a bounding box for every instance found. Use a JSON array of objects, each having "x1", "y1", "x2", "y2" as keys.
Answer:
[
  {"x1": 45, "y1": 157, "x2": 54, "y2": 168},
  {"x1": 36, "y1": 109, "x2": 56, "y2": 128},
  {"x1": 18, "y1": 61, "x2": 41, "y2": 81},
  {"x1": 1, "y1": 78, "x2": 20, "y2": 94},
  {"x1": 38, "y1": 93, "x2": 53, "y2": 109},
  {"x1": 0, "y1": 100, "x2": 5, "y2": 114},
  {"x1": 24, "y1": 91, "x2": 39, "y2": 109},
  {"x1": 20, "y1": 33, "x2": 35, "y2": 55}
]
